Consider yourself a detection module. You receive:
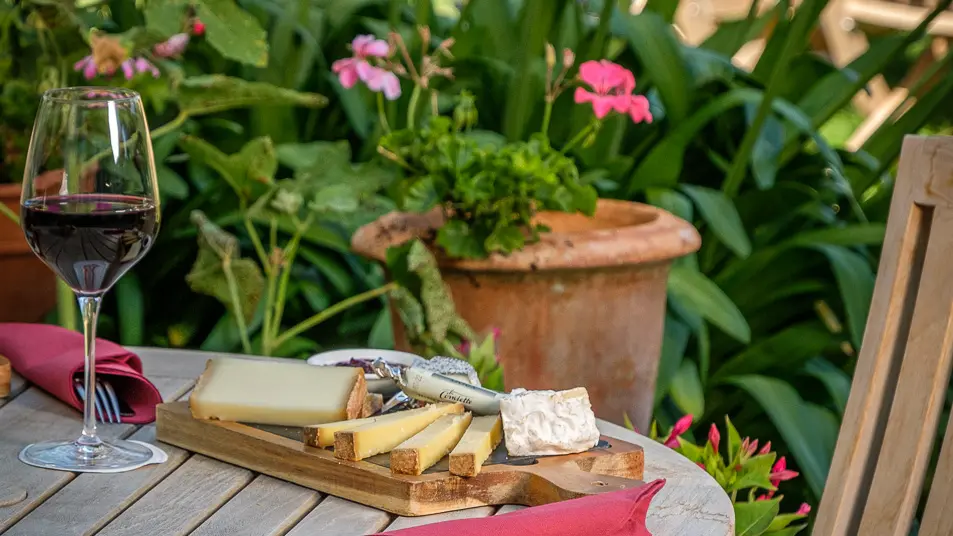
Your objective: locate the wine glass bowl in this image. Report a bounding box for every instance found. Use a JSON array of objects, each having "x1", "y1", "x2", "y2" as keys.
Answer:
[{"x1": 18, "y1": 87, "x2": 160, "y2": 471}]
